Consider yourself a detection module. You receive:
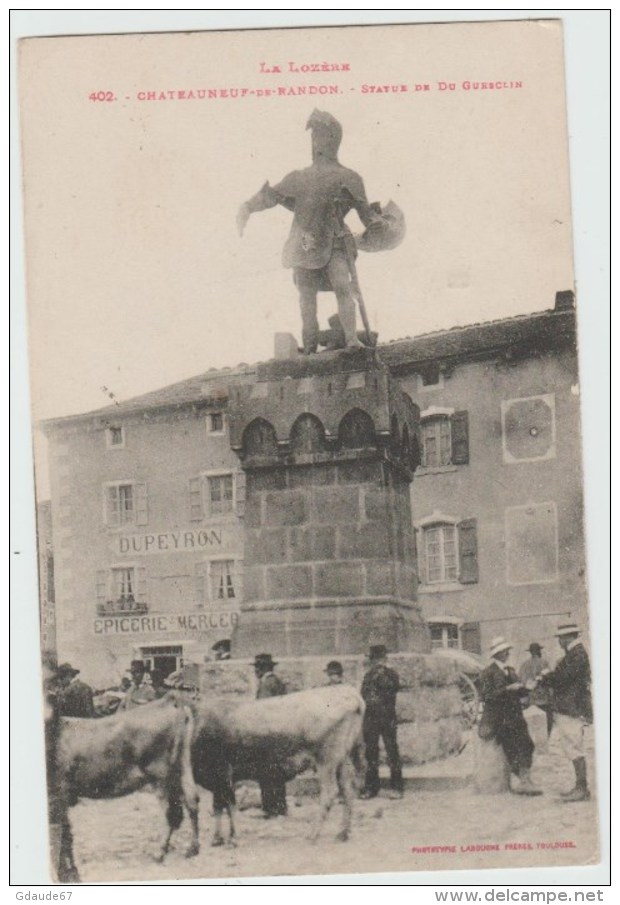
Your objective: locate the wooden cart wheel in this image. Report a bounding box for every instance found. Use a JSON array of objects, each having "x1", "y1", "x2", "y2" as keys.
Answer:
[{"x1": 457, "y1": 672, "x2": 481, "y2": 730}]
